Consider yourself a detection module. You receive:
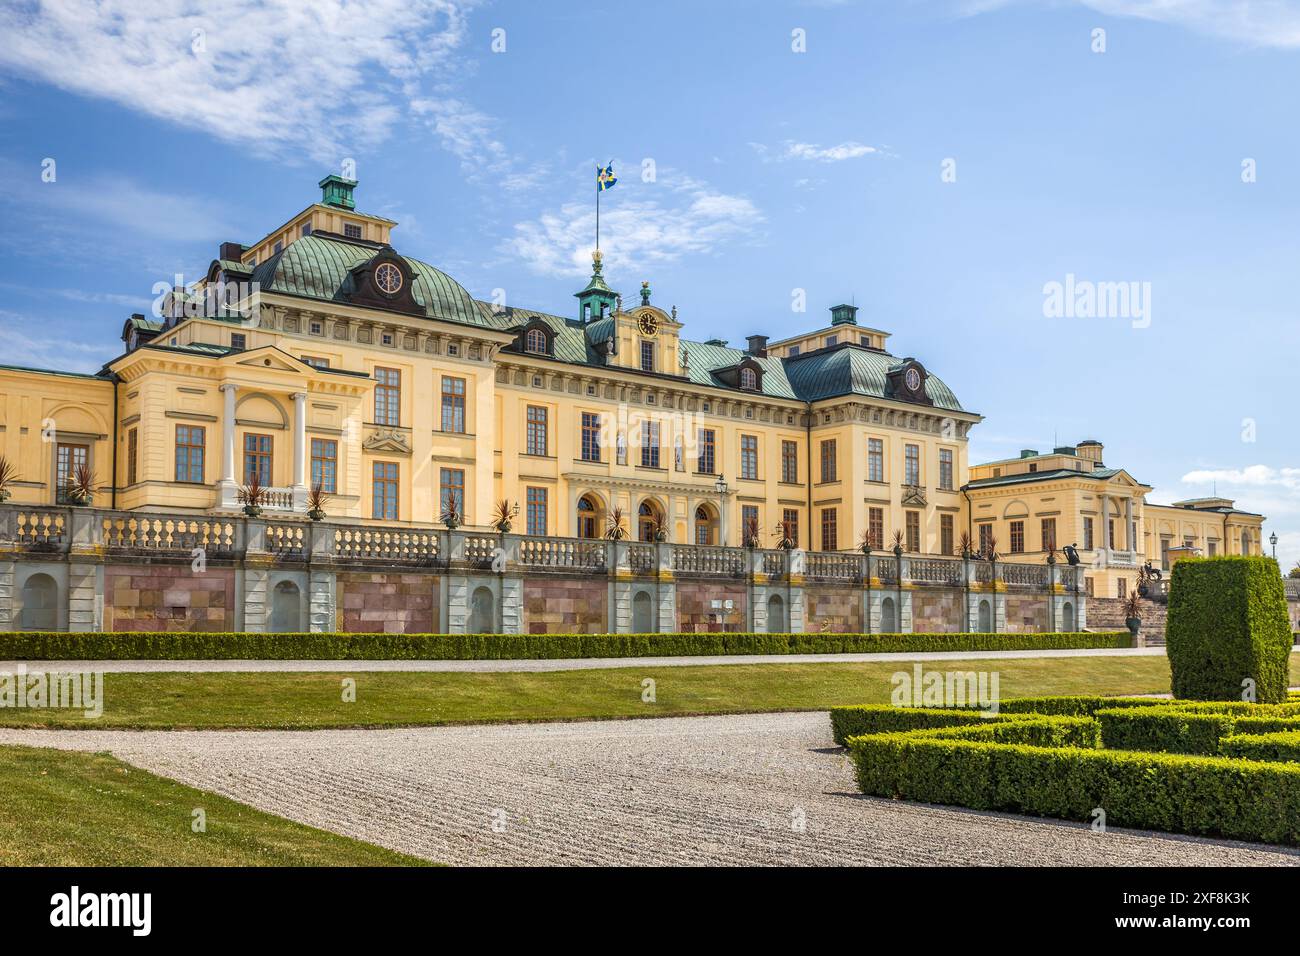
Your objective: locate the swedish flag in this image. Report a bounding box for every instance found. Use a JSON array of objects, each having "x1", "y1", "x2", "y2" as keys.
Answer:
[{"x1": 597, "y1": 163, "x2": 617, "y2": 191}]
